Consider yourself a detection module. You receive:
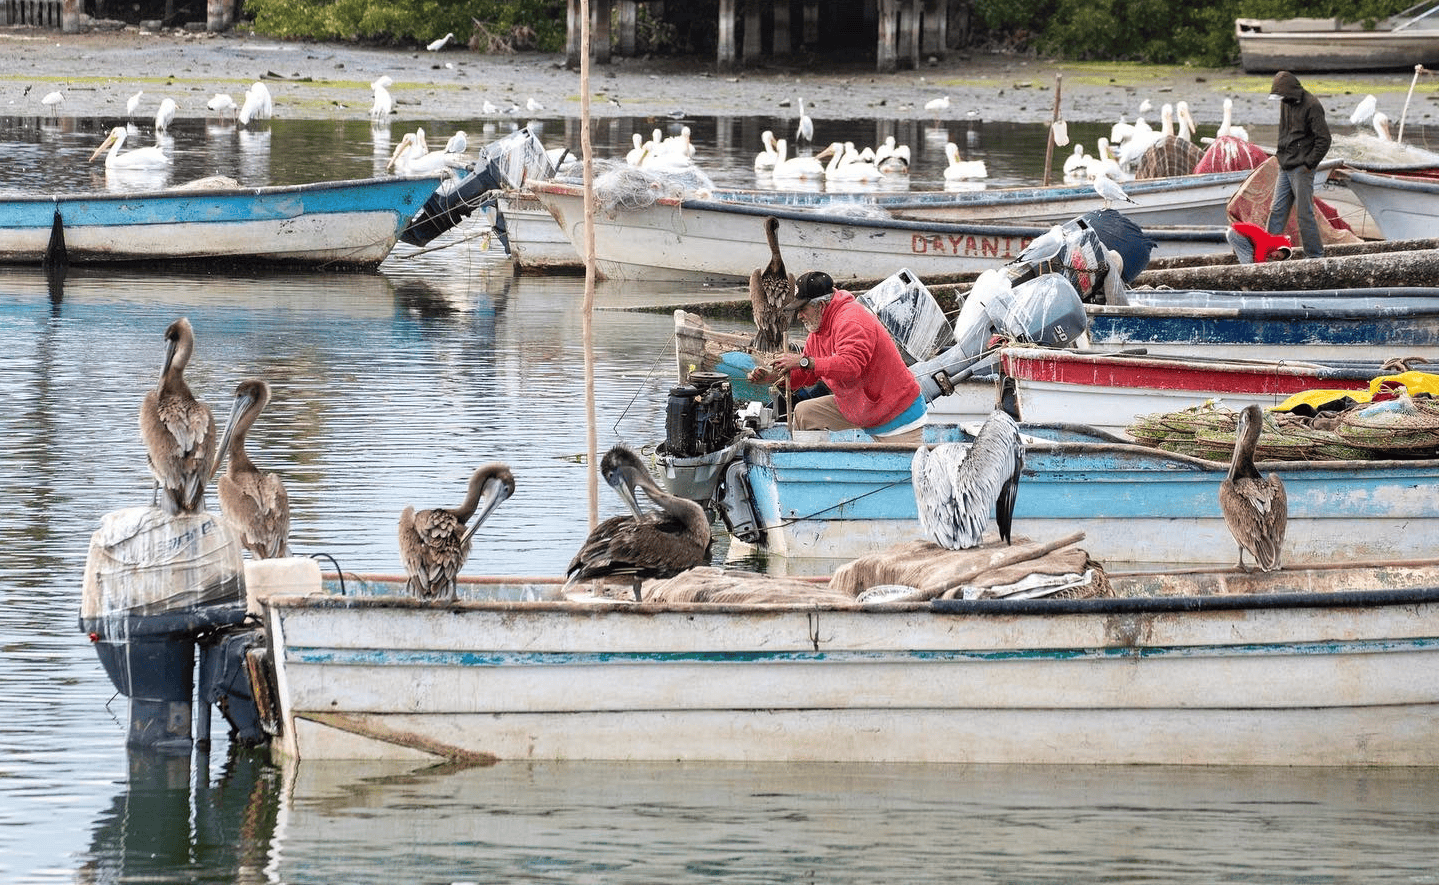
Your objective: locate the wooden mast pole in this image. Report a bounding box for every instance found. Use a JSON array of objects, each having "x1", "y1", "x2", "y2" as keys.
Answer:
[
  {"x1": 580, "y1": 0, "x2": 599, "y2": 528},
  {"x1": 1043, "y1": 74, "x2": 1063, "y2": 186}
]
